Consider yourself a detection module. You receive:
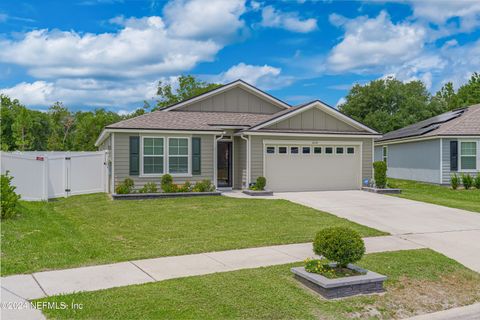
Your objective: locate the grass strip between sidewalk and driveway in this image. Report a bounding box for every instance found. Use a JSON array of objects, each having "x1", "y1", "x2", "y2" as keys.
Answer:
[
  {"x1": 37, "y1": 249, "x2": 480, "y2": 320},
  {"x1": 388, "y1": 178, "x2": 480, "y2": 213},
  {"x1": 1, "y1": 193, "x2": 384, "y2": 276}
]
